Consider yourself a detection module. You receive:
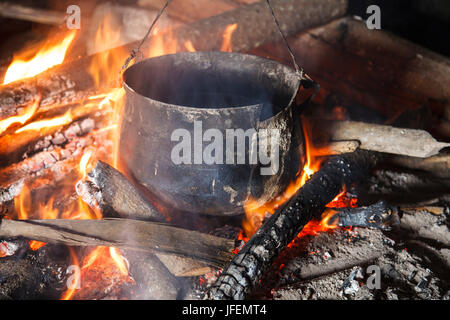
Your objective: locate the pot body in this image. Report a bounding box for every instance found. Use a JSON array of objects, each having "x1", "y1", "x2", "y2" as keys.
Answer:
[{"x1": 120, "y1": 52, "x2": 305, "y2": 215}]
